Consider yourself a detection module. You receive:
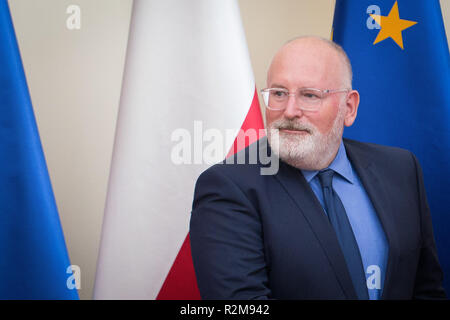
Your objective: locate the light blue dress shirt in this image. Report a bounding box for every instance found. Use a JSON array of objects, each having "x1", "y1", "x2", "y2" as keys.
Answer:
[{"x1": 301, "y1": 141, "x2": 389, "y2": 300}]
